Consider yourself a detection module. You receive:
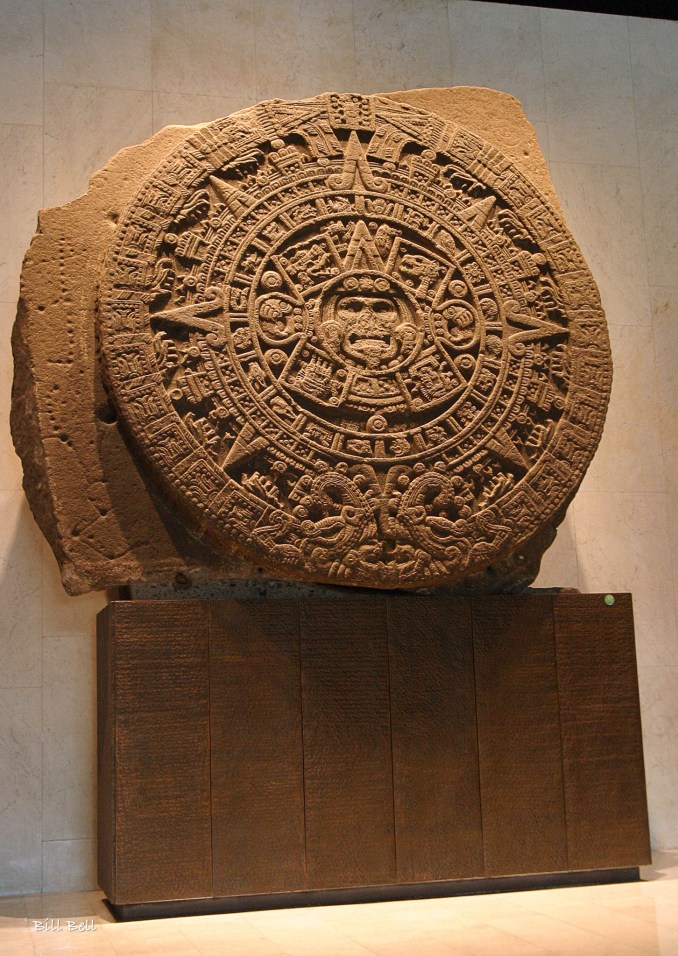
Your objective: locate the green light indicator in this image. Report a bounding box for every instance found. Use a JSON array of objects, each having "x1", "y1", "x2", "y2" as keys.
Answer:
[{"x1": 604, "y1": 594, "x2": 616, "y2": 606}]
